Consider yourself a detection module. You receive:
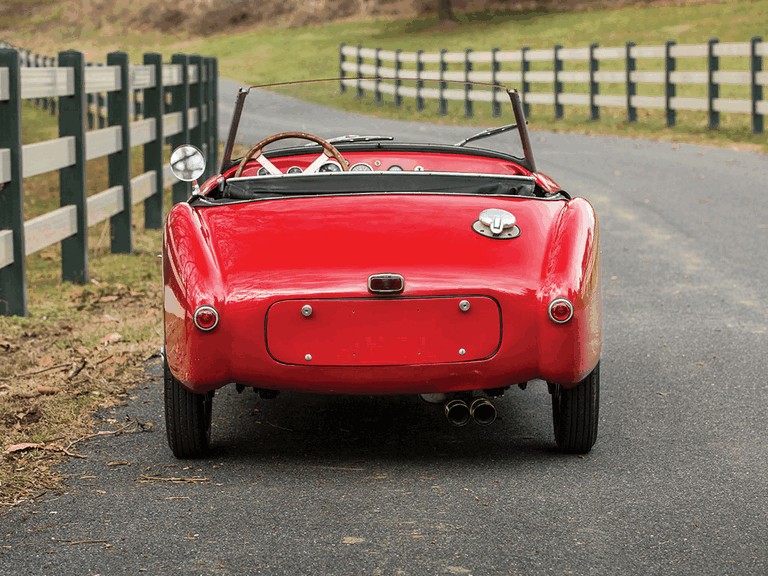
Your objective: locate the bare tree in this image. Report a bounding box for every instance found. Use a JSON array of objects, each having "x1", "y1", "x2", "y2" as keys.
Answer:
[{"x1": 437, "y1": 0, "x2": 457, "y2": 21}]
